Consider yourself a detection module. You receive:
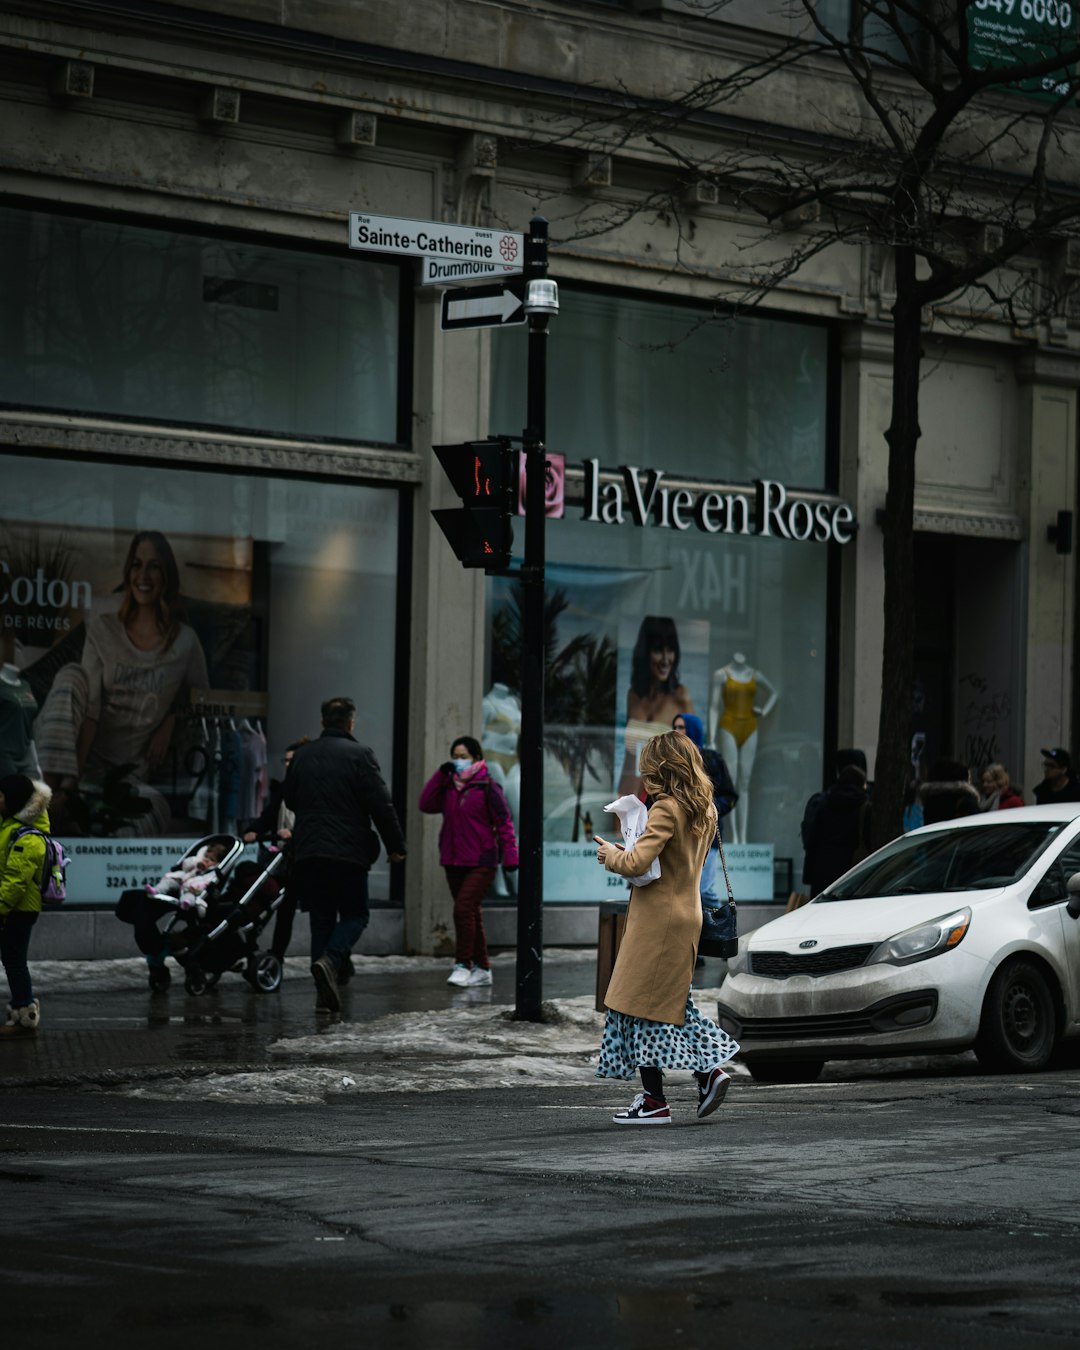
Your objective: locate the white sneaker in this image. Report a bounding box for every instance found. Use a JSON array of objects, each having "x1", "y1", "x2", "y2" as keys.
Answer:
[
  {"x1": 447, "y1": 963, "x2": 472, "y2": 987},
  {"x1": 465, "y1": 966, "x2": 493, "y2": 986}
]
